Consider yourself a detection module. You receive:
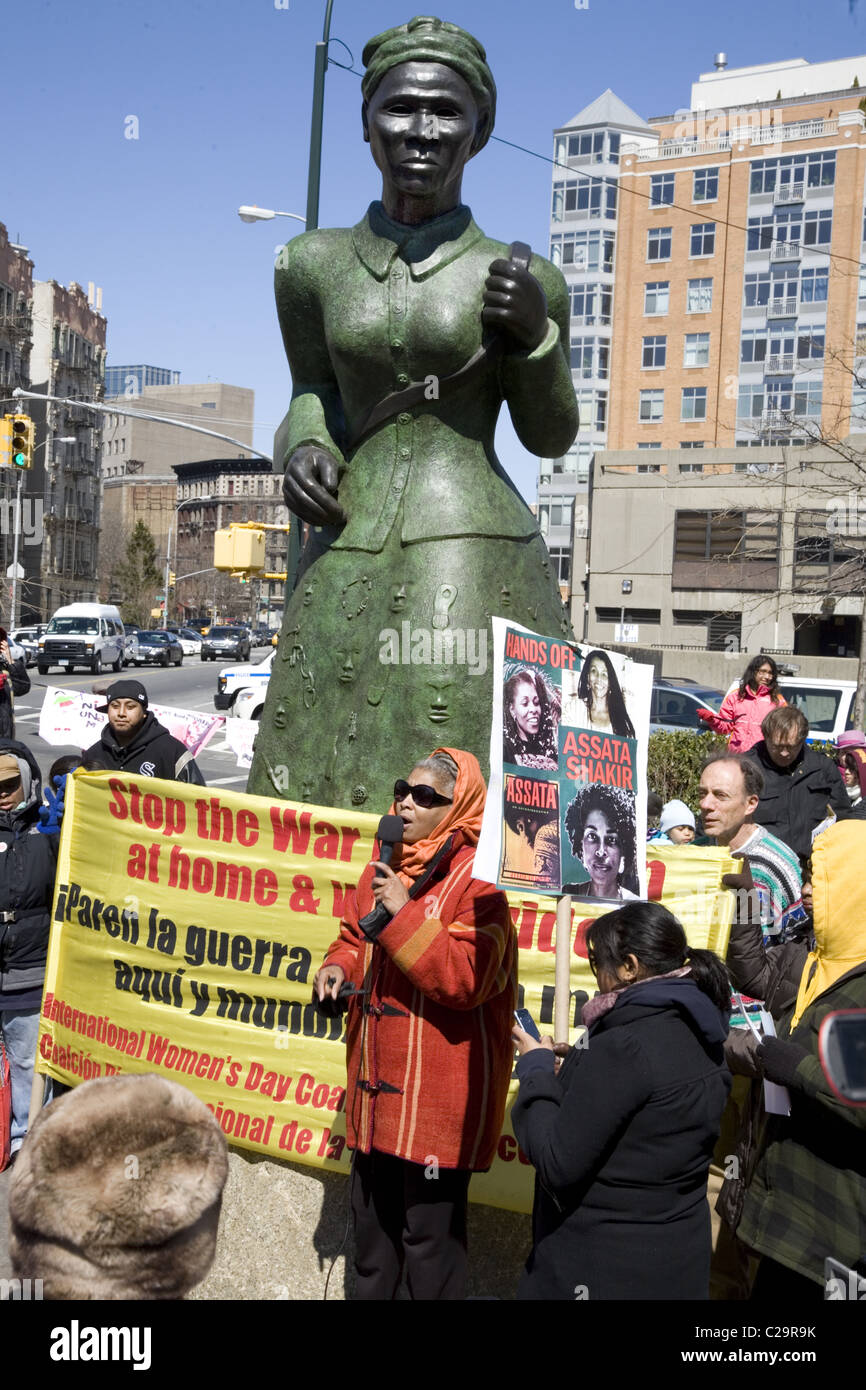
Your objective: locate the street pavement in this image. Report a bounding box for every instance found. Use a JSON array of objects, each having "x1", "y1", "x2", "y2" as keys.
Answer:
[
  {"x1": 0, "y1": 650, "x2": 269, "y2": 1275},
  {"x1": 10, "y1": 648, "x2": 270, "y2": 789}
]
